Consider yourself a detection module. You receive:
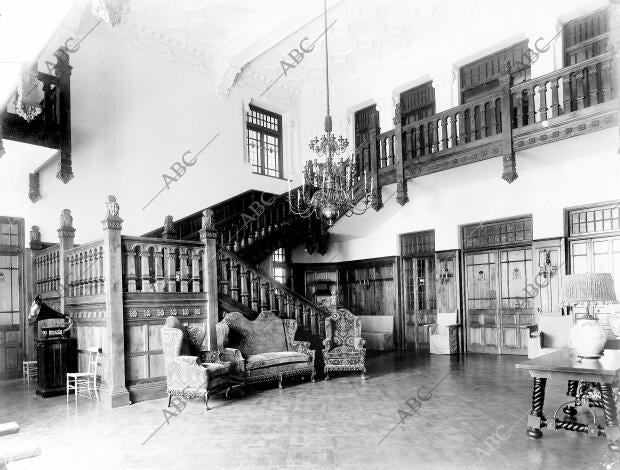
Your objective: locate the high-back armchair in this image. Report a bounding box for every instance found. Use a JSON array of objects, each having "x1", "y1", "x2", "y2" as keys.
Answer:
[
  {"x1": 322, "y1": 308, "x2": 366, "y2": 380},
  {"x1": 160, "y1": 316, "x2": 231, "y2": 409}
]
